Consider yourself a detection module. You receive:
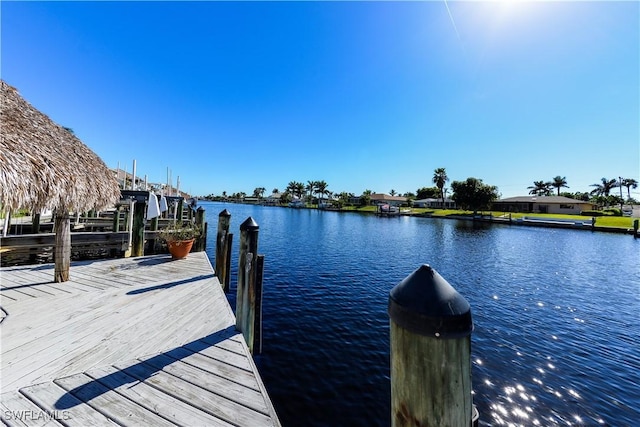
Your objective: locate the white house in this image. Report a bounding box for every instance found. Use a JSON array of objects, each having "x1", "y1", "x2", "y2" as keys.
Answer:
[
  {"x1": 491, "y1": 196, "x2": 595, "y2": 215},
  {"x1": 413, "y1": 198, "x2": 456, "y2": 209}
]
